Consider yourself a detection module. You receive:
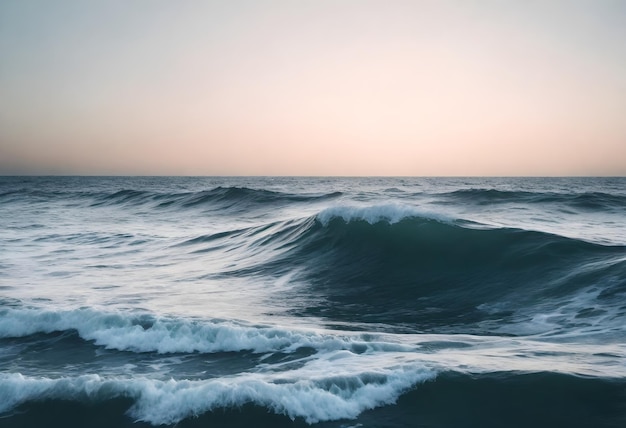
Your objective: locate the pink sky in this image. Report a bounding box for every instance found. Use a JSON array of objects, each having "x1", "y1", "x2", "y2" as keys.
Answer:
[{"x1": 1, "y1": 1, "x2": 625, "y2": 175}]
